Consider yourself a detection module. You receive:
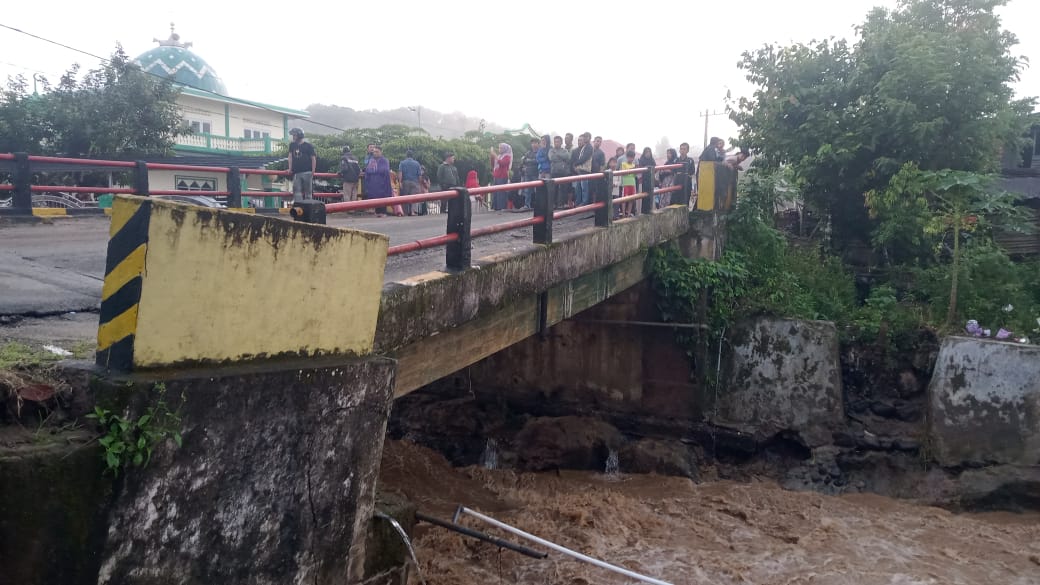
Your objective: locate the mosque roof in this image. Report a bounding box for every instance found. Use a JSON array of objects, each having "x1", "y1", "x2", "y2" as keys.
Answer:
[{"x1": 132, "y1": 24, "x2": 228, "y2": 95}]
